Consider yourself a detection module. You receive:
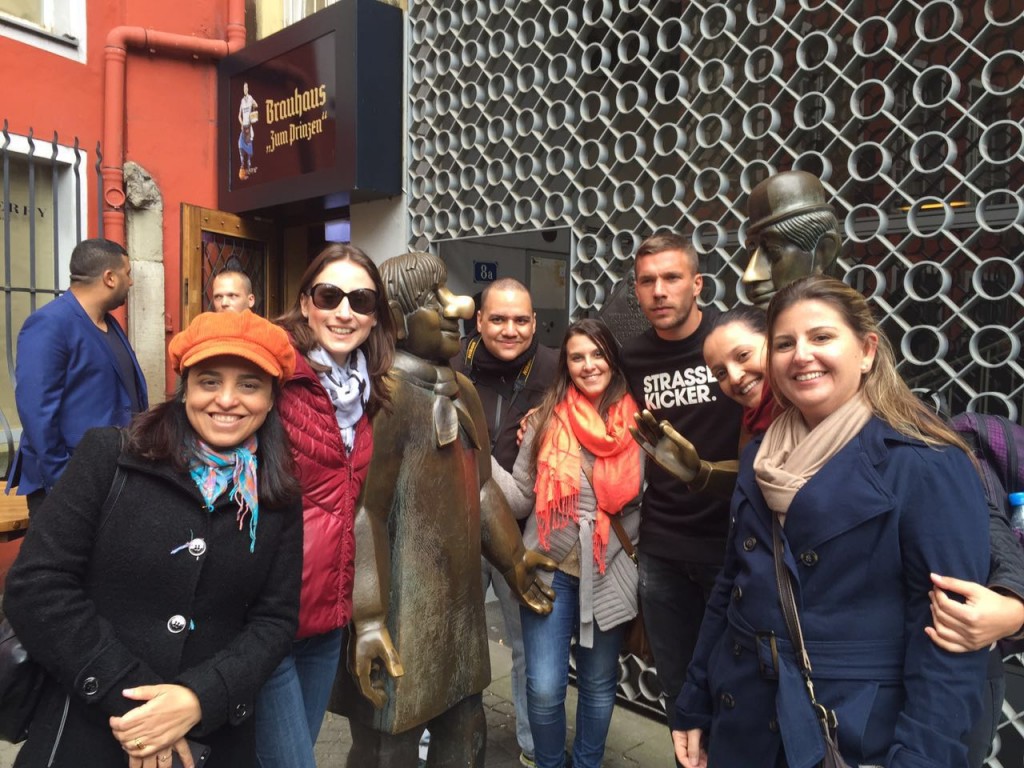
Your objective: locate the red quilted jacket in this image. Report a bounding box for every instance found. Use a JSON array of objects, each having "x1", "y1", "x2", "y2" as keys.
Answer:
[{"x1": 277, "y1": 351, "x2": 373, "y2": 639}]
